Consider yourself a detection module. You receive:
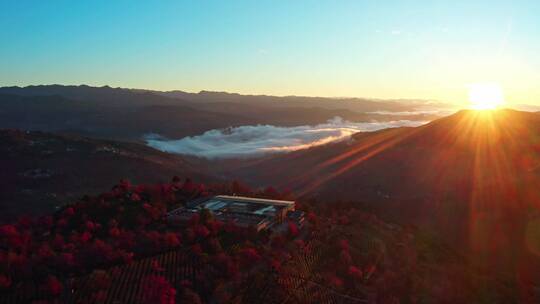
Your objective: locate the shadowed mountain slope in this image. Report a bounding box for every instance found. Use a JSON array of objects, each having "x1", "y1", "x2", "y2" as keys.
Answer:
[{"x1": 0, "y1": 129, "x2": 218, "y2": 220}]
